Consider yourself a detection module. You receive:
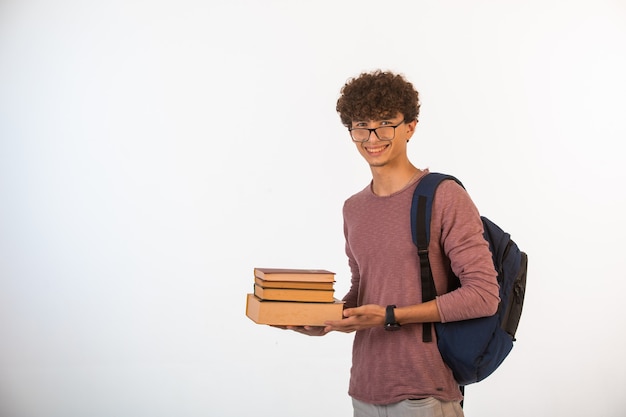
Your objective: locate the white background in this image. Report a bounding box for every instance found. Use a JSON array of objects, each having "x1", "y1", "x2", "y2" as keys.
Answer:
[{"x1": 1, "y1": 1, "x2": 625, "y2": 416}]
